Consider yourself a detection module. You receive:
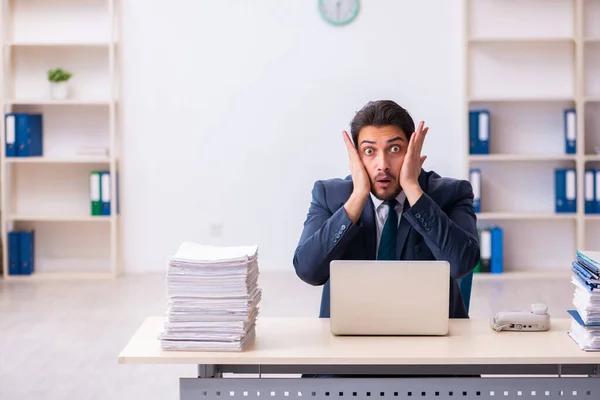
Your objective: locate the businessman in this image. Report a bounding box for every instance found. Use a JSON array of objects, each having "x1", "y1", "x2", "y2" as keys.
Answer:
[{"x1": 293, "y1": 100, "x2": 480, "y2": 319}]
